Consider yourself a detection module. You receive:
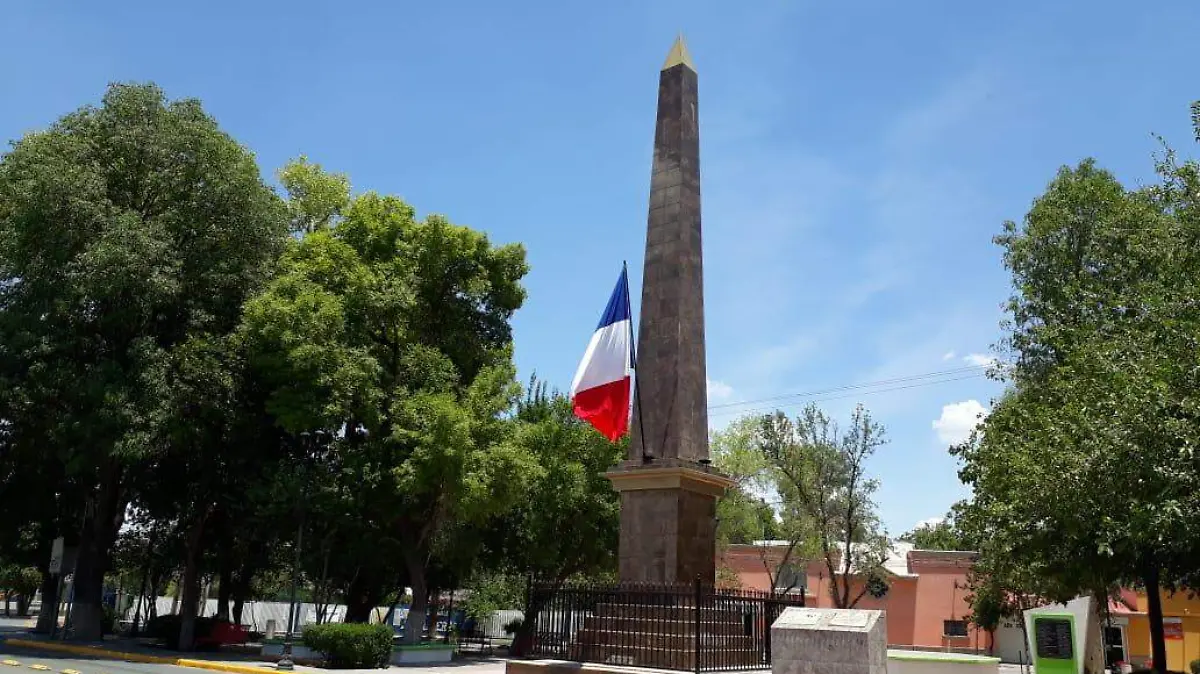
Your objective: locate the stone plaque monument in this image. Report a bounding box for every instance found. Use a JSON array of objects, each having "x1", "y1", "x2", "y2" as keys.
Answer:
[
  {"x1": 605, "y1": 35, "x2": 735, "y2": 586},
  {"x1": 772, "y1": 608, "x2": 888, "y2": 674}
]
